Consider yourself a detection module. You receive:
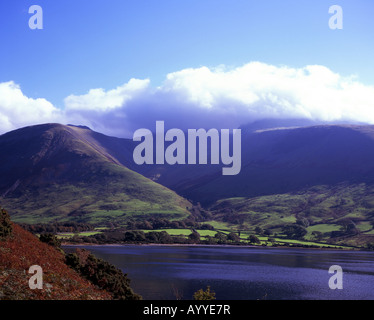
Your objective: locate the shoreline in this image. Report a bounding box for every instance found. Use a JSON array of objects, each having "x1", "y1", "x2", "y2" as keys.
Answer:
[
  {"x1": 61, "y1": 241, "x2": 357, "y2": 251},
  {"x1": 62, "y1": 242, "x2": 257, "y2": 248}
]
